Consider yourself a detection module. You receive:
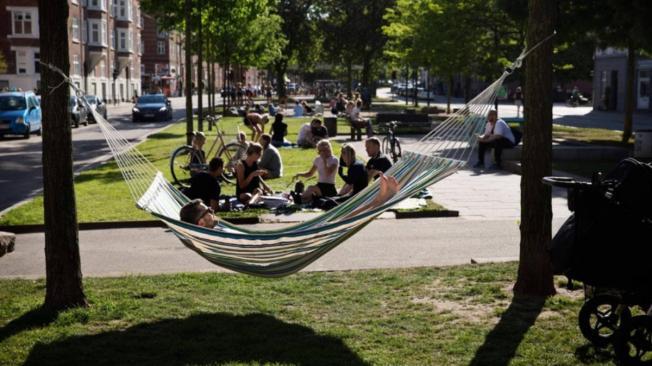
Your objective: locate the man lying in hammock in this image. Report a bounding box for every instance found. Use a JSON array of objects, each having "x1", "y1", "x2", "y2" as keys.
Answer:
[{"x1": 179, "y1": 173, "x2": 399, "y2": 228}]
